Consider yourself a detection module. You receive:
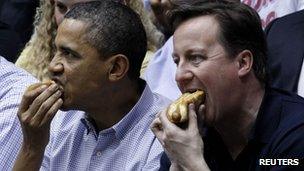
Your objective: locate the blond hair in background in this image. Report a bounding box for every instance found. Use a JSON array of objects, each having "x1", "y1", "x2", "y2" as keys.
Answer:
[
  {"x1": 16, "y1": 0, "x2": 164, "y2": 81},
  {"x1": 16, "y1": 0, "x2": 55, "y2": 81}
]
